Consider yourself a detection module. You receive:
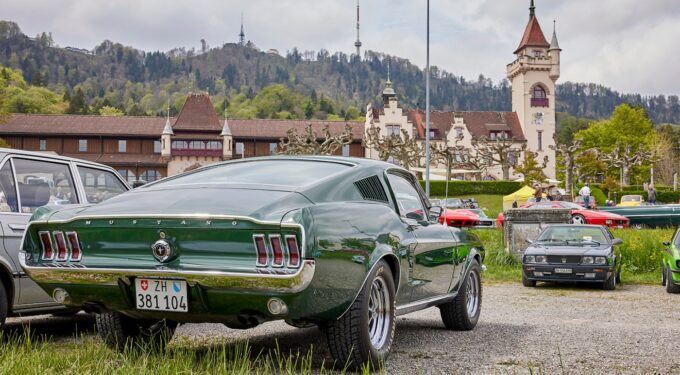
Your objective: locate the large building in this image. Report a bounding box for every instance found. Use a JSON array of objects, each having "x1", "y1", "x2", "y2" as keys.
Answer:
[
  {"x1": 0, "y1": 1, "x2": 559, "y2": 182},
  {"x1": 365, "y1": 0, "x2": 560, "y2": 180}
]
